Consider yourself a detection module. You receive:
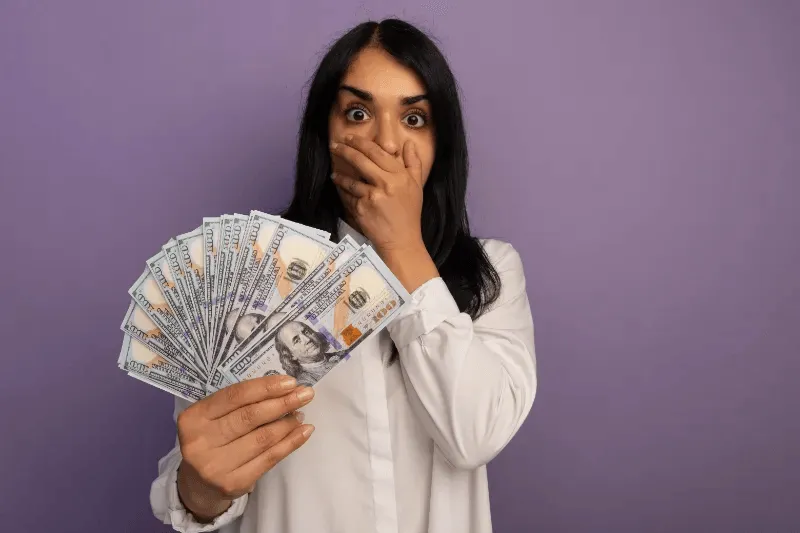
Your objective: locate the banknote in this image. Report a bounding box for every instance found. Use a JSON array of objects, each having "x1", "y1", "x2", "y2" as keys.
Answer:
[
  {"x1": 120, "y1": 299, "x2": 204, "y2": 381},
  {"x1": 222, "y1": 246, "x2": 410, "y2": 386},
  {"x1": 163, "y1": 236, "x2": 206, "y2": 356},
  {"x1": 202, "y1": 217, "x2": 221, "y2": 355},
  {"x1": 208, "y1": 214, "x2": 232, "y2": 363},
  {"x1": 118, "y1": 334, "x2": 206, "y2": 402},
  {"x1": 207, "y1": 367, "x2": 235, "y2": 392},
  {"x1": 128, "y1": 267, "x2": 198, "y2": 365},
  {"x1": 174, "y1": 227, "x2": 208, "y2": 349},
  {"x1": 118, "y1": 210, "x2": 399, "y2": 401},
  {"x1": 227, "y1": 235, "x2": 361, "y2": 366},
  {"x1": 209, "y1": 213, "x2": 249, "y2": 366},
  {"x1": 214, "y1": 212, "x2": 283, "y2": 361},
  {"x1": 219, "y1": 210, "x2": 332, "y2": 334},
  {"x1": 215, "y1": 221, "x2": 335, "y2": 372}
]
